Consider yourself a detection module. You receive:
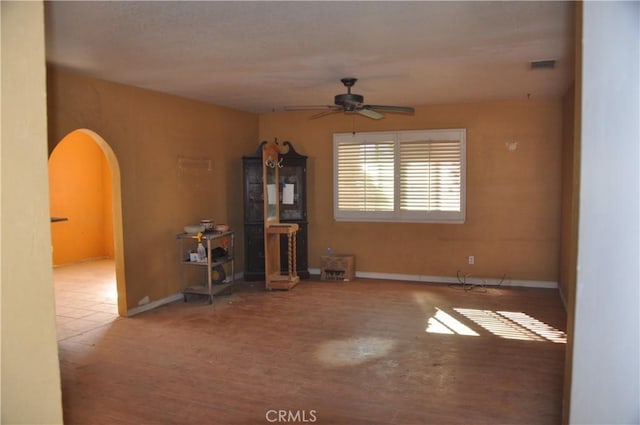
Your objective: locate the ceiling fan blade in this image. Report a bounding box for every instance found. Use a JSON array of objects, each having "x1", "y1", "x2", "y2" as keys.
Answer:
[
  {"x1": 286, "y1": 78, "x2": 415, "y2": 120},
  {"x1": 311, "y1": 109, "x2": 342, "y2": 119},
  {"x1": 356, "y1": 108, "x2": 384, "y2": 120},
  {"x1": 284, "y1": 105, "x2": 336, "y2": 111},
  {"x1": 364, "y1": 105, "x2": 415, "y2": 114}
]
